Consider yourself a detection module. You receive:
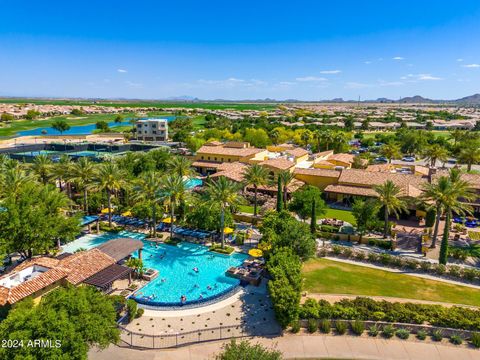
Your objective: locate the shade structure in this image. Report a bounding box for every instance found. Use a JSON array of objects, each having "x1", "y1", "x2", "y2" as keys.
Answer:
[
  {"x1": 121, "y1": 211, "x2": 132, "y2": 217},
  {"x1": 162, "y1": 217, "x2": 175, "y2": 223},
  {"x1": 248, "y1": 248, "x2": 263, "y2": 258},
  {"x1": 223, "y1": 227, "x2": 234, "y2": 235}
]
